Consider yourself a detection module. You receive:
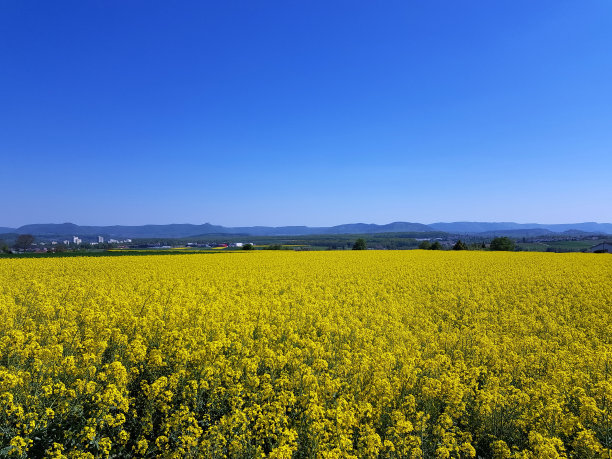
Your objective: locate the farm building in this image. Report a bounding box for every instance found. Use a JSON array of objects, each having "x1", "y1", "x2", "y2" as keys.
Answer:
[{"x1": 586, "y1": 241, "x2": 612, "y2": 253}]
